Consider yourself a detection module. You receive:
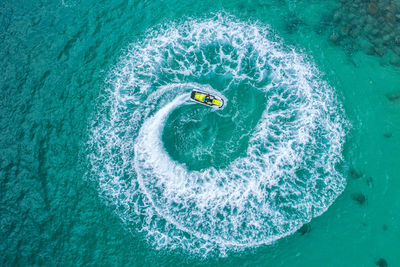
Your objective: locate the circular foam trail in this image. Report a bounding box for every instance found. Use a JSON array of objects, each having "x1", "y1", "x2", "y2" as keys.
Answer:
[{"x1": 87, "y1": 14, "x2": 347, "y2": 256}]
